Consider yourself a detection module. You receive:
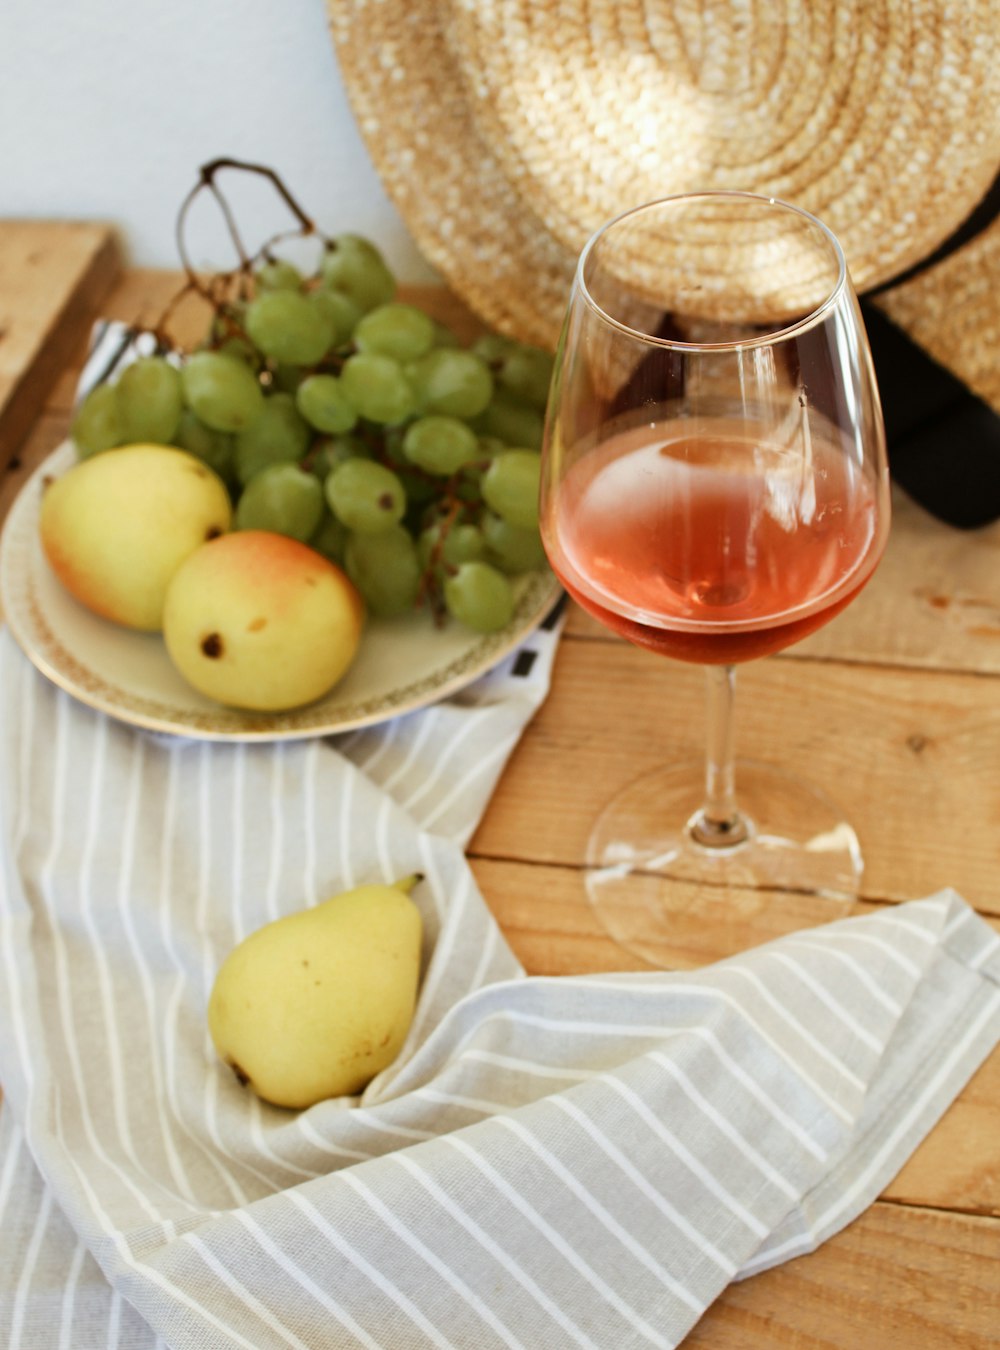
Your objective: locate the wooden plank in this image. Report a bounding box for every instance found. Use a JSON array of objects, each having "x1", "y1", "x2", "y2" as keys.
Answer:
[
  {"x1": 0, "y1": 221, "x2": 121, "y2": 459},
  {"x1": 470, "y1": 856, "x2": 1000, "y2": 1217},
  {"x1": 682, "y1": 1204, "x2": 1000, "y2": 1348},
  {"x1": 471, "y1": 639, "x2": 1000, "y2": 914}
]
